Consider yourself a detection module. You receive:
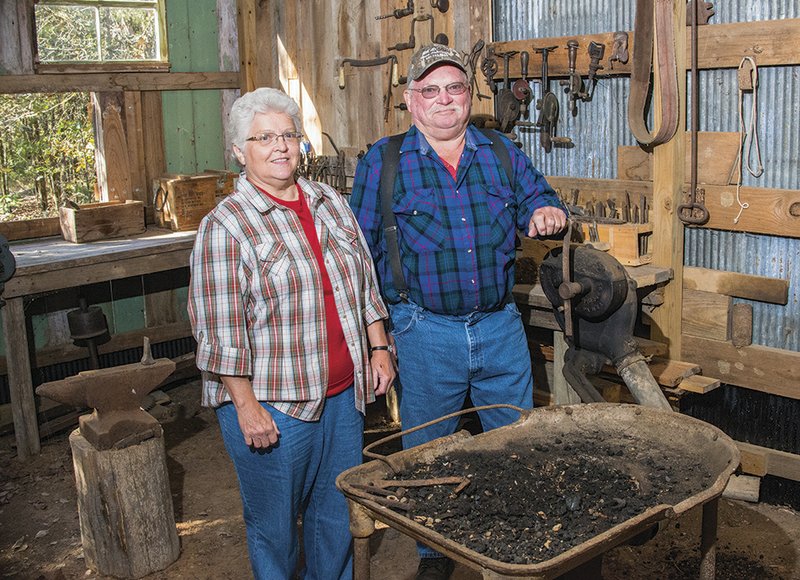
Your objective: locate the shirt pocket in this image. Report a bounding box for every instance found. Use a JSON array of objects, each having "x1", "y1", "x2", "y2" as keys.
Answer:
[
  {"x1": 254, "y1": 240, "x2": 292, "y2": 295},
  {"x1": 393, "y1": 187, "x2": 446, "y2": 252},
  {"x1": 483, "y1": 185, "x2": 518, "y2": 248}
]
